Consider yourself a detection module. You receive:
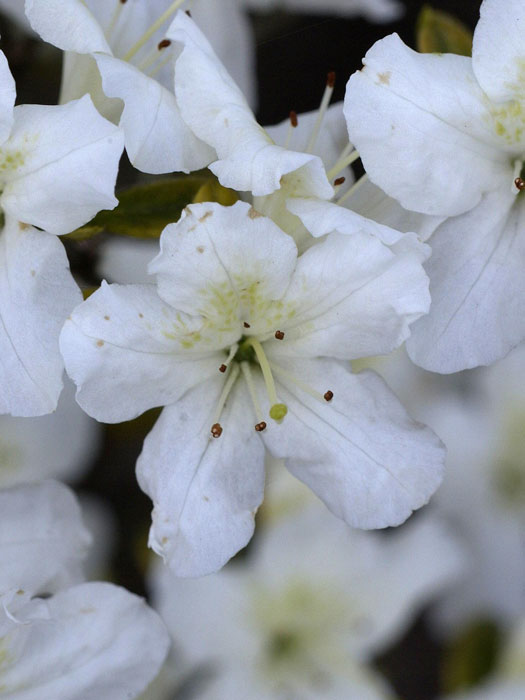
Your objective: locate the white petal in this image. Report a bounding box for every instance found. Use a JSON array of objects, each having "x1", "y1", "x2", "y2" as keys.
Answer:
[
  {"x1": 406, "y1": 189, "x2": 525, "y2": 372},
  {"x1": 25, "y1": 0, "x2": 110, "y2": 53},
  {"x1": 266, "y1": 226, "x2": 429, "y2": 360},
  {"x1": 0, "y1": 582, "x2": 169, "y2": 700},
  {"x1": 1, "y1": 96, "x2": 123, "y2": 234},
  {"x1": 151, "y1": 201, "x2": 297, "y2": 330},
  {"x1": 97, "y1": 237, "x2": 158, "y2": 285},
  {"x1": 262, "y1": 359, "x2": 445, "y2": 529},
  {"x1": 168, "y1": 11, "x2": 332, "y2": 197},
  {"x1": 344, "y1": 33, "x2": 507, "y2": 216},
  {"x1": 0, "y1": 51, "x2": 15, "y2": 145},
  {"x1": 137, "y1": 379, "x2": 265, "y2": 577},
  {"x1": 472, "y1": 0, "x2": 525, "y2": 103},
  {"x1": 94, "y1": 53, "x2": 214, "y2": 174},
  {"x1": 0, "y1": 481, "x2": 90, "y2": 596},
  {"x1": 0, "y1": 379, "x2": 100, "y2": 488},
  {"x1": 347, "y1": 179, "x2": 446, "y2": 243},
  {"x1": 0, "y1": 220, "x2": 81, "y2": 417},
  {"x1": 60, "y1": 281, "x2": 221, "y2": 423}
]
